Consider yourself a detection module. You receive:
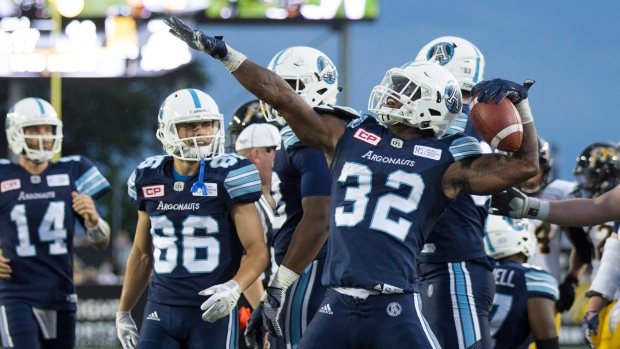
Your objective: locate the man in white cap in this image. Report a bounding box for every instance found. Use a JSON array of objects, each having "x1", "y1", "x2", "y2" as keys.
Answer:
[
  {"x1": 235, "y1": 123, "x2": 281, "y2": 208},
  {"x1": 235, "y1": 122, "x2": 282, "y2": 328}
]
